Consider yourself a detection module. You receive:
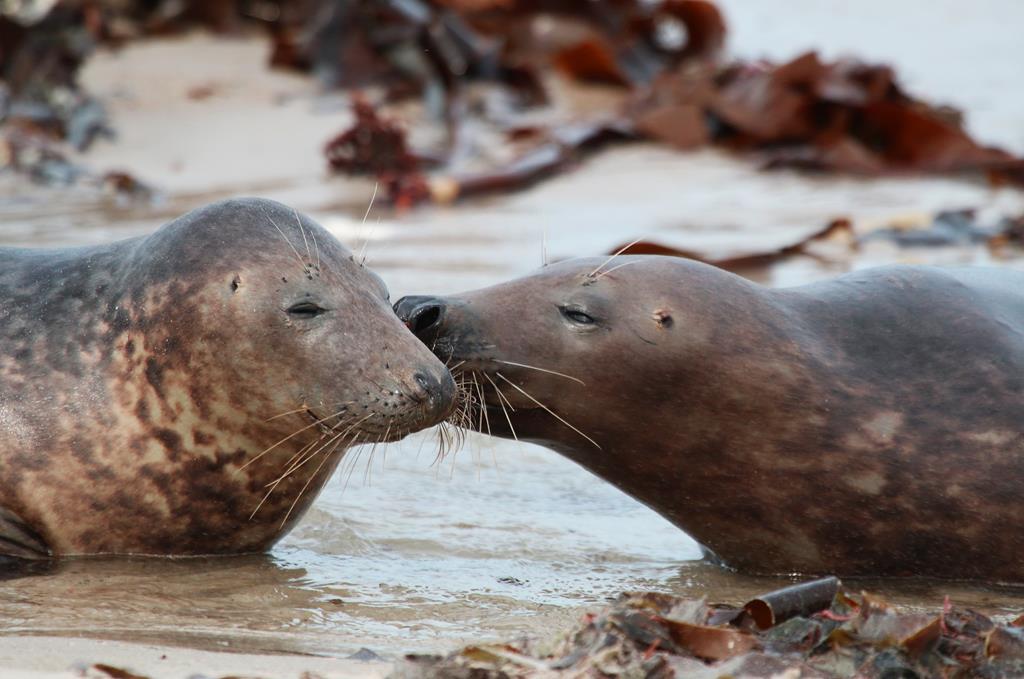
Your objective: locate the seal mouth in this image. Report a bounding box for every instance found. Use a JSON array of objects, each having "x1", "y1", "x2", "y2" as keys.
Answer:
[{"x1": 305, "y1": 408, "x2": 339, "y2": 436}]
